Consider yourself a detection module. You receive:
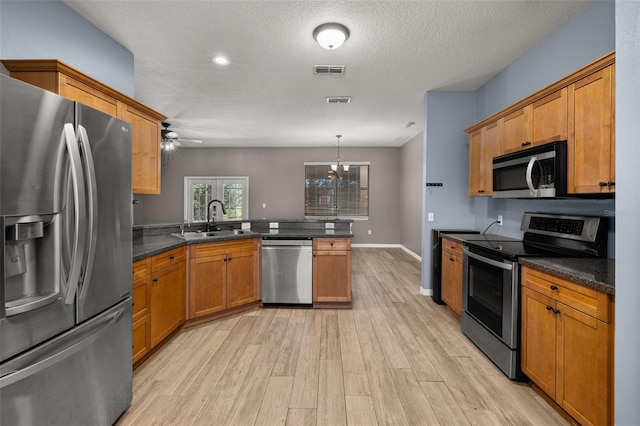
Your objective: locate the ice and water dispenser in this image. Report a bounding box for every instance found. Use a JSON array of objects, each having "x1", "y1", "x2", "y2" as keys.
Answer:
[{"x1": 3, "y1": 215, "x2": 61, "y2": 317}]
